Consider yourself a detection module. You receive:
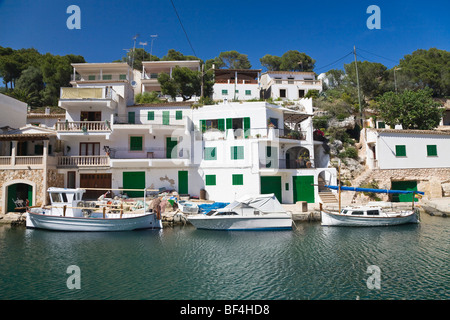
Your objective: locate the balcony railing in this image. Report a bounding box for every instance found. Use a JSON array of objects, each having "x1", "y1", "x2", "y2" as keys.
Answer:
[
  {"x1": 60, "y1": 87, "x2": 119, "y2": 102},
  {"x1": 270, "y1": 79, "x2": 321, "y2": 86},
  {"x1": 113, "y1": 114, "x2": 186, "y2": 126},
  {"x1": 215, "y1": 79, "x2": 258, "y2": 84},
  {"x1": 260, "y1": 158, "x2": 314, "y2": 169},
  {"x1": 0, "y1": 156, "x2": 44, "y2": 167},
  {"x1": 57, "y1": 156, "x2": 110, "y2": 167},
  {"x1": 108, "y1": 147, "x2": 190, "y2": 160},
  {"x1": 56, "y1": 121, "x2": 112, "y2": 132},
  {"x1": 199, "y1": 127, "x2": 307, "y2": 141},
  {"x1": 71, "y1": 74, "x2": 129, "y2": 82}
]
